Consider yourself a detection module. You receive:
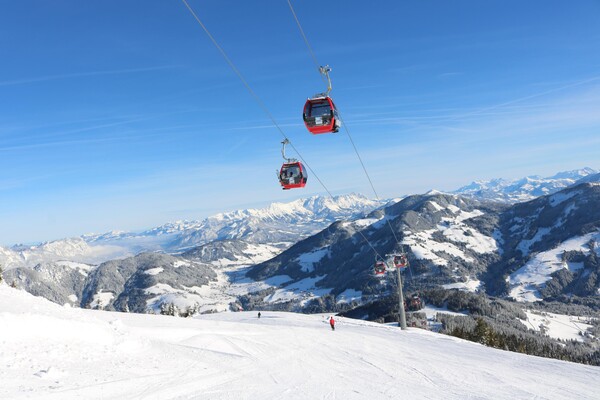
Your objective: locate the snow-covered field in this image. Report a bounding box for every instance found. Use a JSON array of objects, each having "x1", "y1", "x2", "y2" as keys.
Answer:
[
  {"x1": 508, "y1": 230, "x2": 600, "y2": 302},
  {"x1": 402, "y1": 202, "x2": 498, "y2": 269},
  {"x1": 521, "y1": 310, "x2": 595, "y2": 342},
  {"x1": 1, "y1": 285, "x2": 598, "y2": 400}
]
